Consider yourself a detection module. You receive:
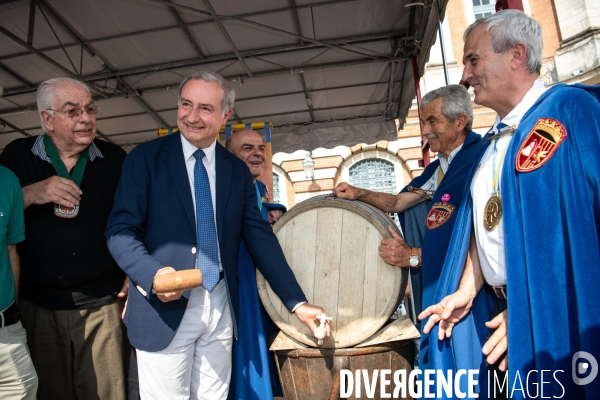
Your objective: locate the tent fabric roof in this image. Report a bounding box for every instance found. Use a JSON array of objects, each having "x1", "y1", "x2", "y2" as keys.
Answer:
[{"x1": 0, "y1": 0, "x2": 447, "y2": 153}]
